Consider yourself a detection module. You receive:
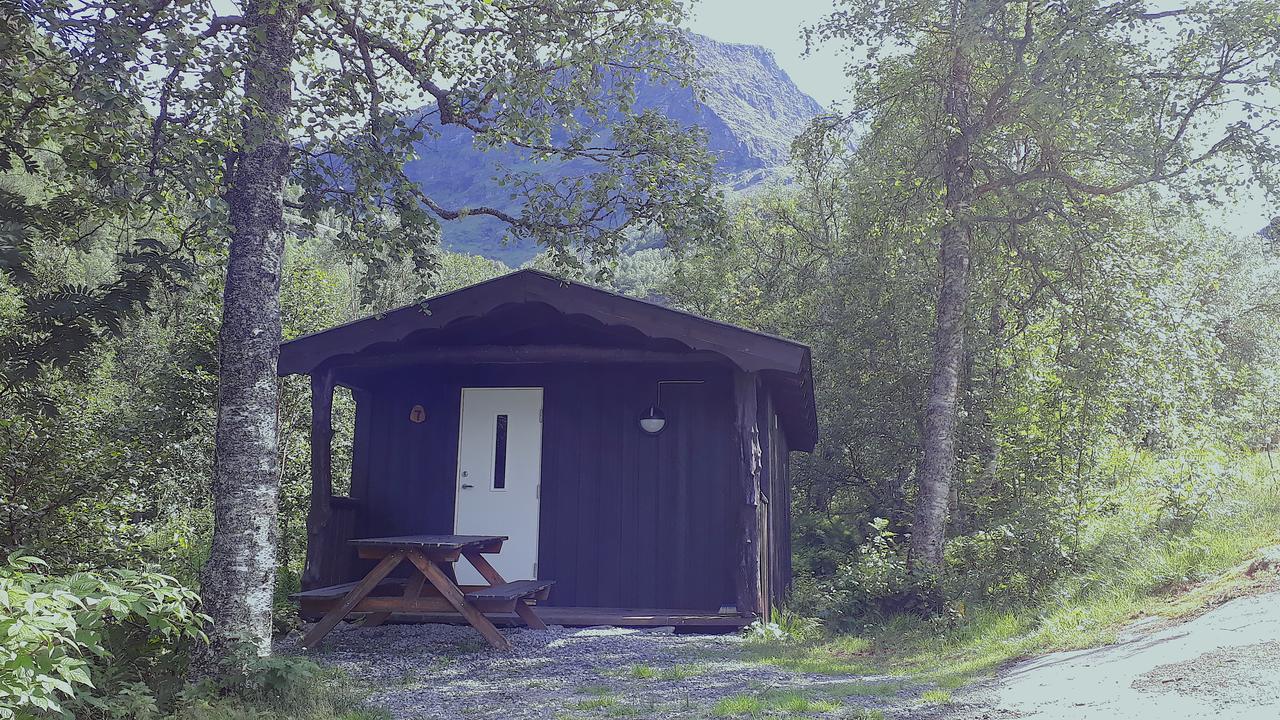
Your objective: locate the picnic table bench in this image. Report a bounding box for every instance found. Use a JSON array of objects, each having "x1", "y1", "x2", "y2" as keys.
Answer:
[{"x1": 292, "y1": 534, "x2": 553, "y2": 651}]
